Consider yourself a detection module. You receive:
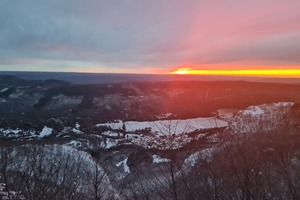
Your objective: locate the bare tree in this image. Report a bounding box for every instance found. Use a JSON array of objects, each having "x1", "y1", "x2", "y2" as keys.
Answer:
[{"x1": 0, "y1": 145, "x2": 118, "y2": 200}]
